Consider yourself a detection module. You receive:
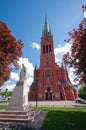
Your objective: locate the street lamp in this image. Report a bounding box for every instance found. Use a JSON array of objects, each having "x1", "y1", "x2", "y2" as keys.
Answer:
[{"x1": 35, "y1": 78, "x2": 39, "y2": 108}]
